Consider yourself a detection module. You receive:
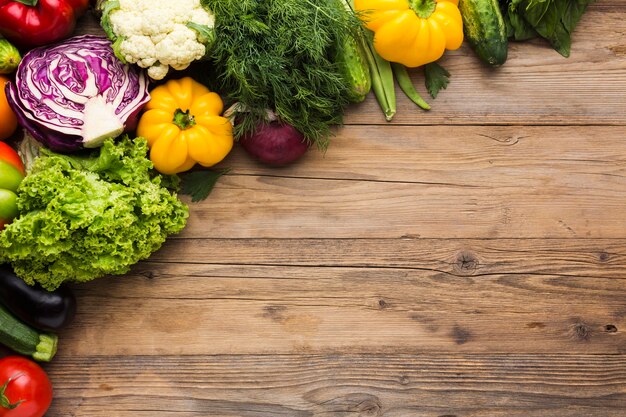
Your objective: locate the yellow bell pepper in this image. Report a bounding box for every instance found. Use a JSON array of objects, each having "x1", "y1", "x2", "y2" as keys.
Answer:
[
  {"x1": 354, "y1": 0, "x2": 464, "y2": 68},
  {"x1": 137, "y1": 77, "x2": 233, "y2": 175}
]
